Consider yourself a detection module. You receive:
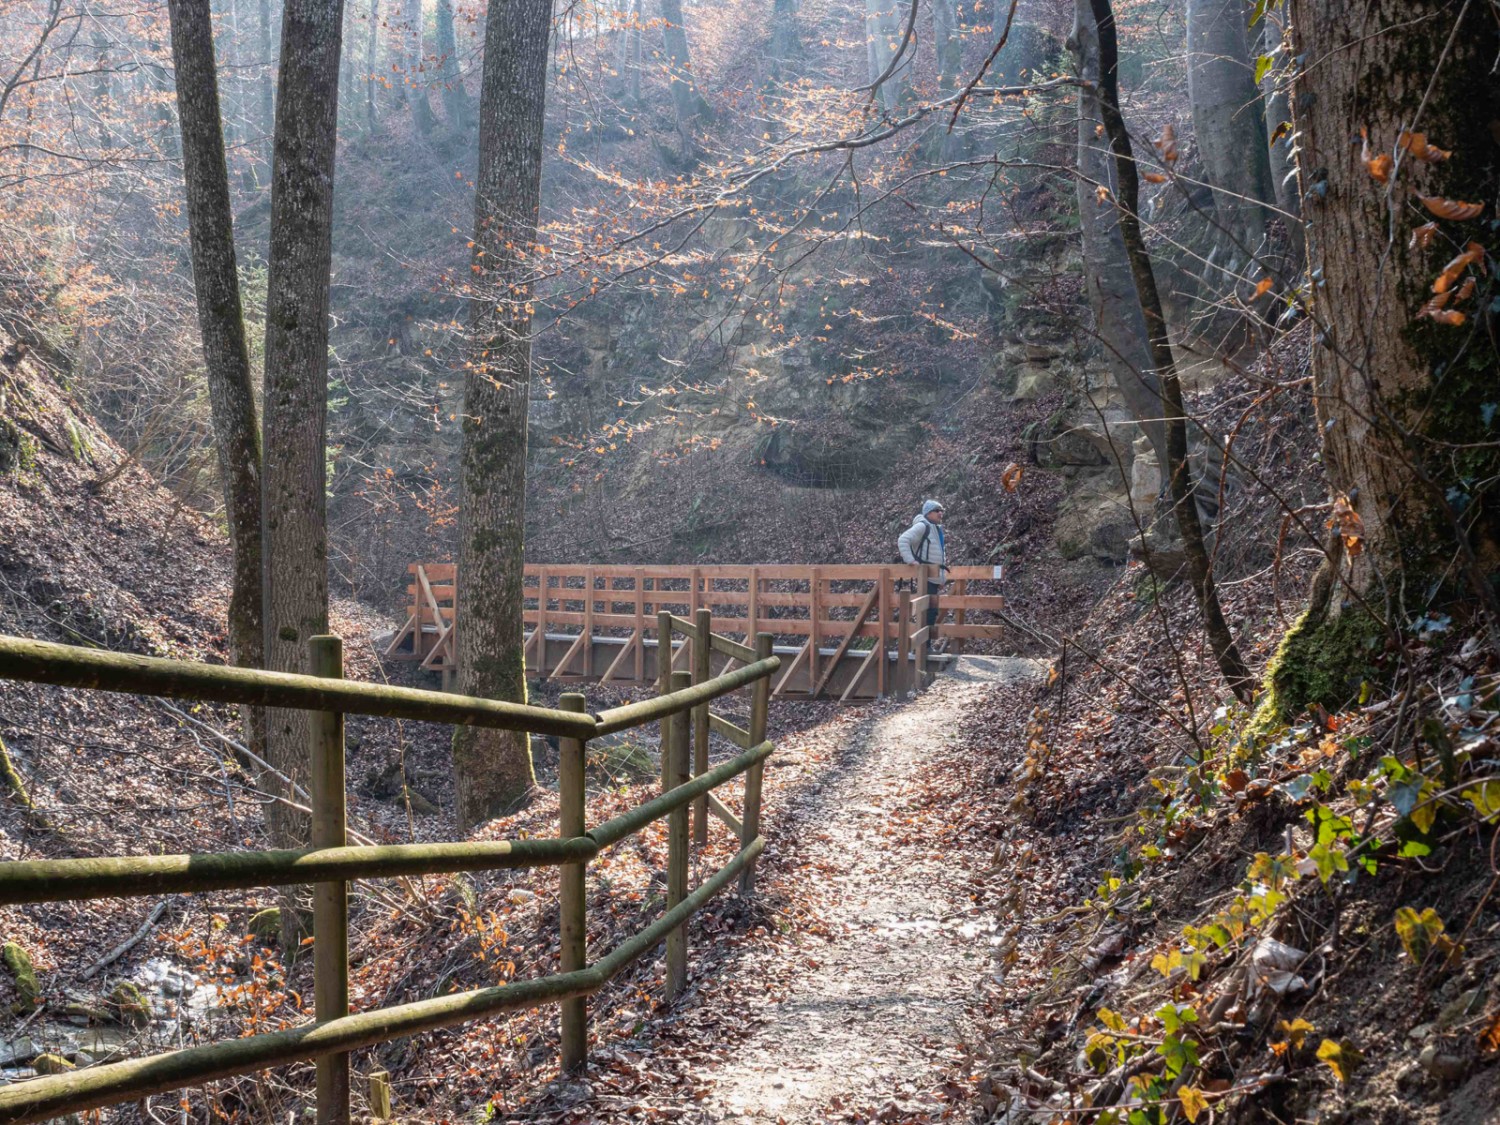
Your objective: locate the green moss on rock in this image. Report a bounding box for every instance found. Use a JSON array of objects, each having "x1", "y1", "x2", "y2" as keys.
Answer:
[
  {"x1": 108, "y1": 980, "x2": 151, "y2": 1027},
  {"x1": 3, "y1": 941, "x2": 41, "y2": 1013},
  {"x1": 245, "y1": 907, "x2": 282, "y2": 943},
  {"x1": 32, "y1": 1053, "x2": 75, "y2": 1074}
]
